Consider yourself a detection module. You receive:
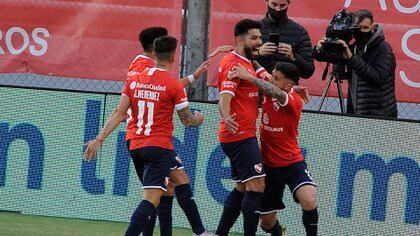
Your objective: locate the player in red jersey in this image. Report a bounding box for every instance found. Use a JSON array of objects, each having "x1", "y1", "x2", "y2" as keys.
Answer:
[
  {"x1": 125, "y1": 27, "x2": 212, "y2": 236},
  {"x1": 126, "y1": 27, "x2": 210, "y2": 142},
  {"x1": 84, "y1": 36, "x2": 209, "y2": 236},
  {"x1": 215, "y1": 19, "x2": 265, "y2": 236},
  {"x1": 230, "y1": 62, "x2": 318, "y2": 236}
]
